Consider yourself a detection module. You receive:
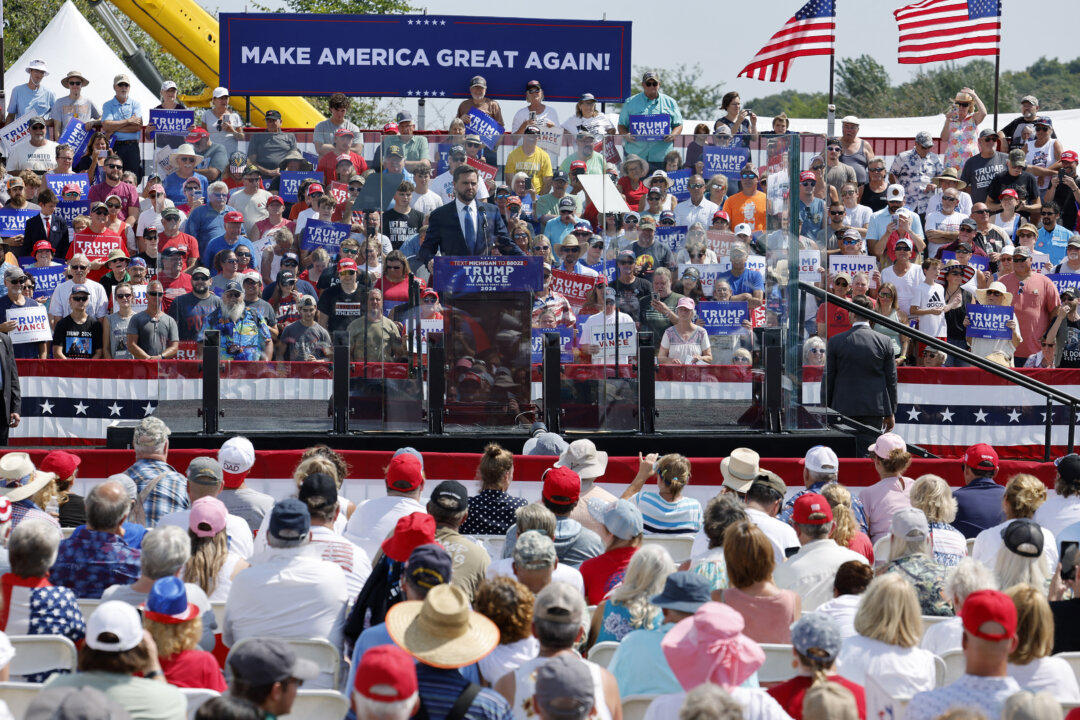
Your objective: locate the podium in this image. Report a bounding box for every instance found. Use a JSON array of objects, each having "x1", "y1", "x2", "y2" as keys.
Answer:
[{"x1": 431, "y1": 256, "x2": 543, "y2": 428}]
